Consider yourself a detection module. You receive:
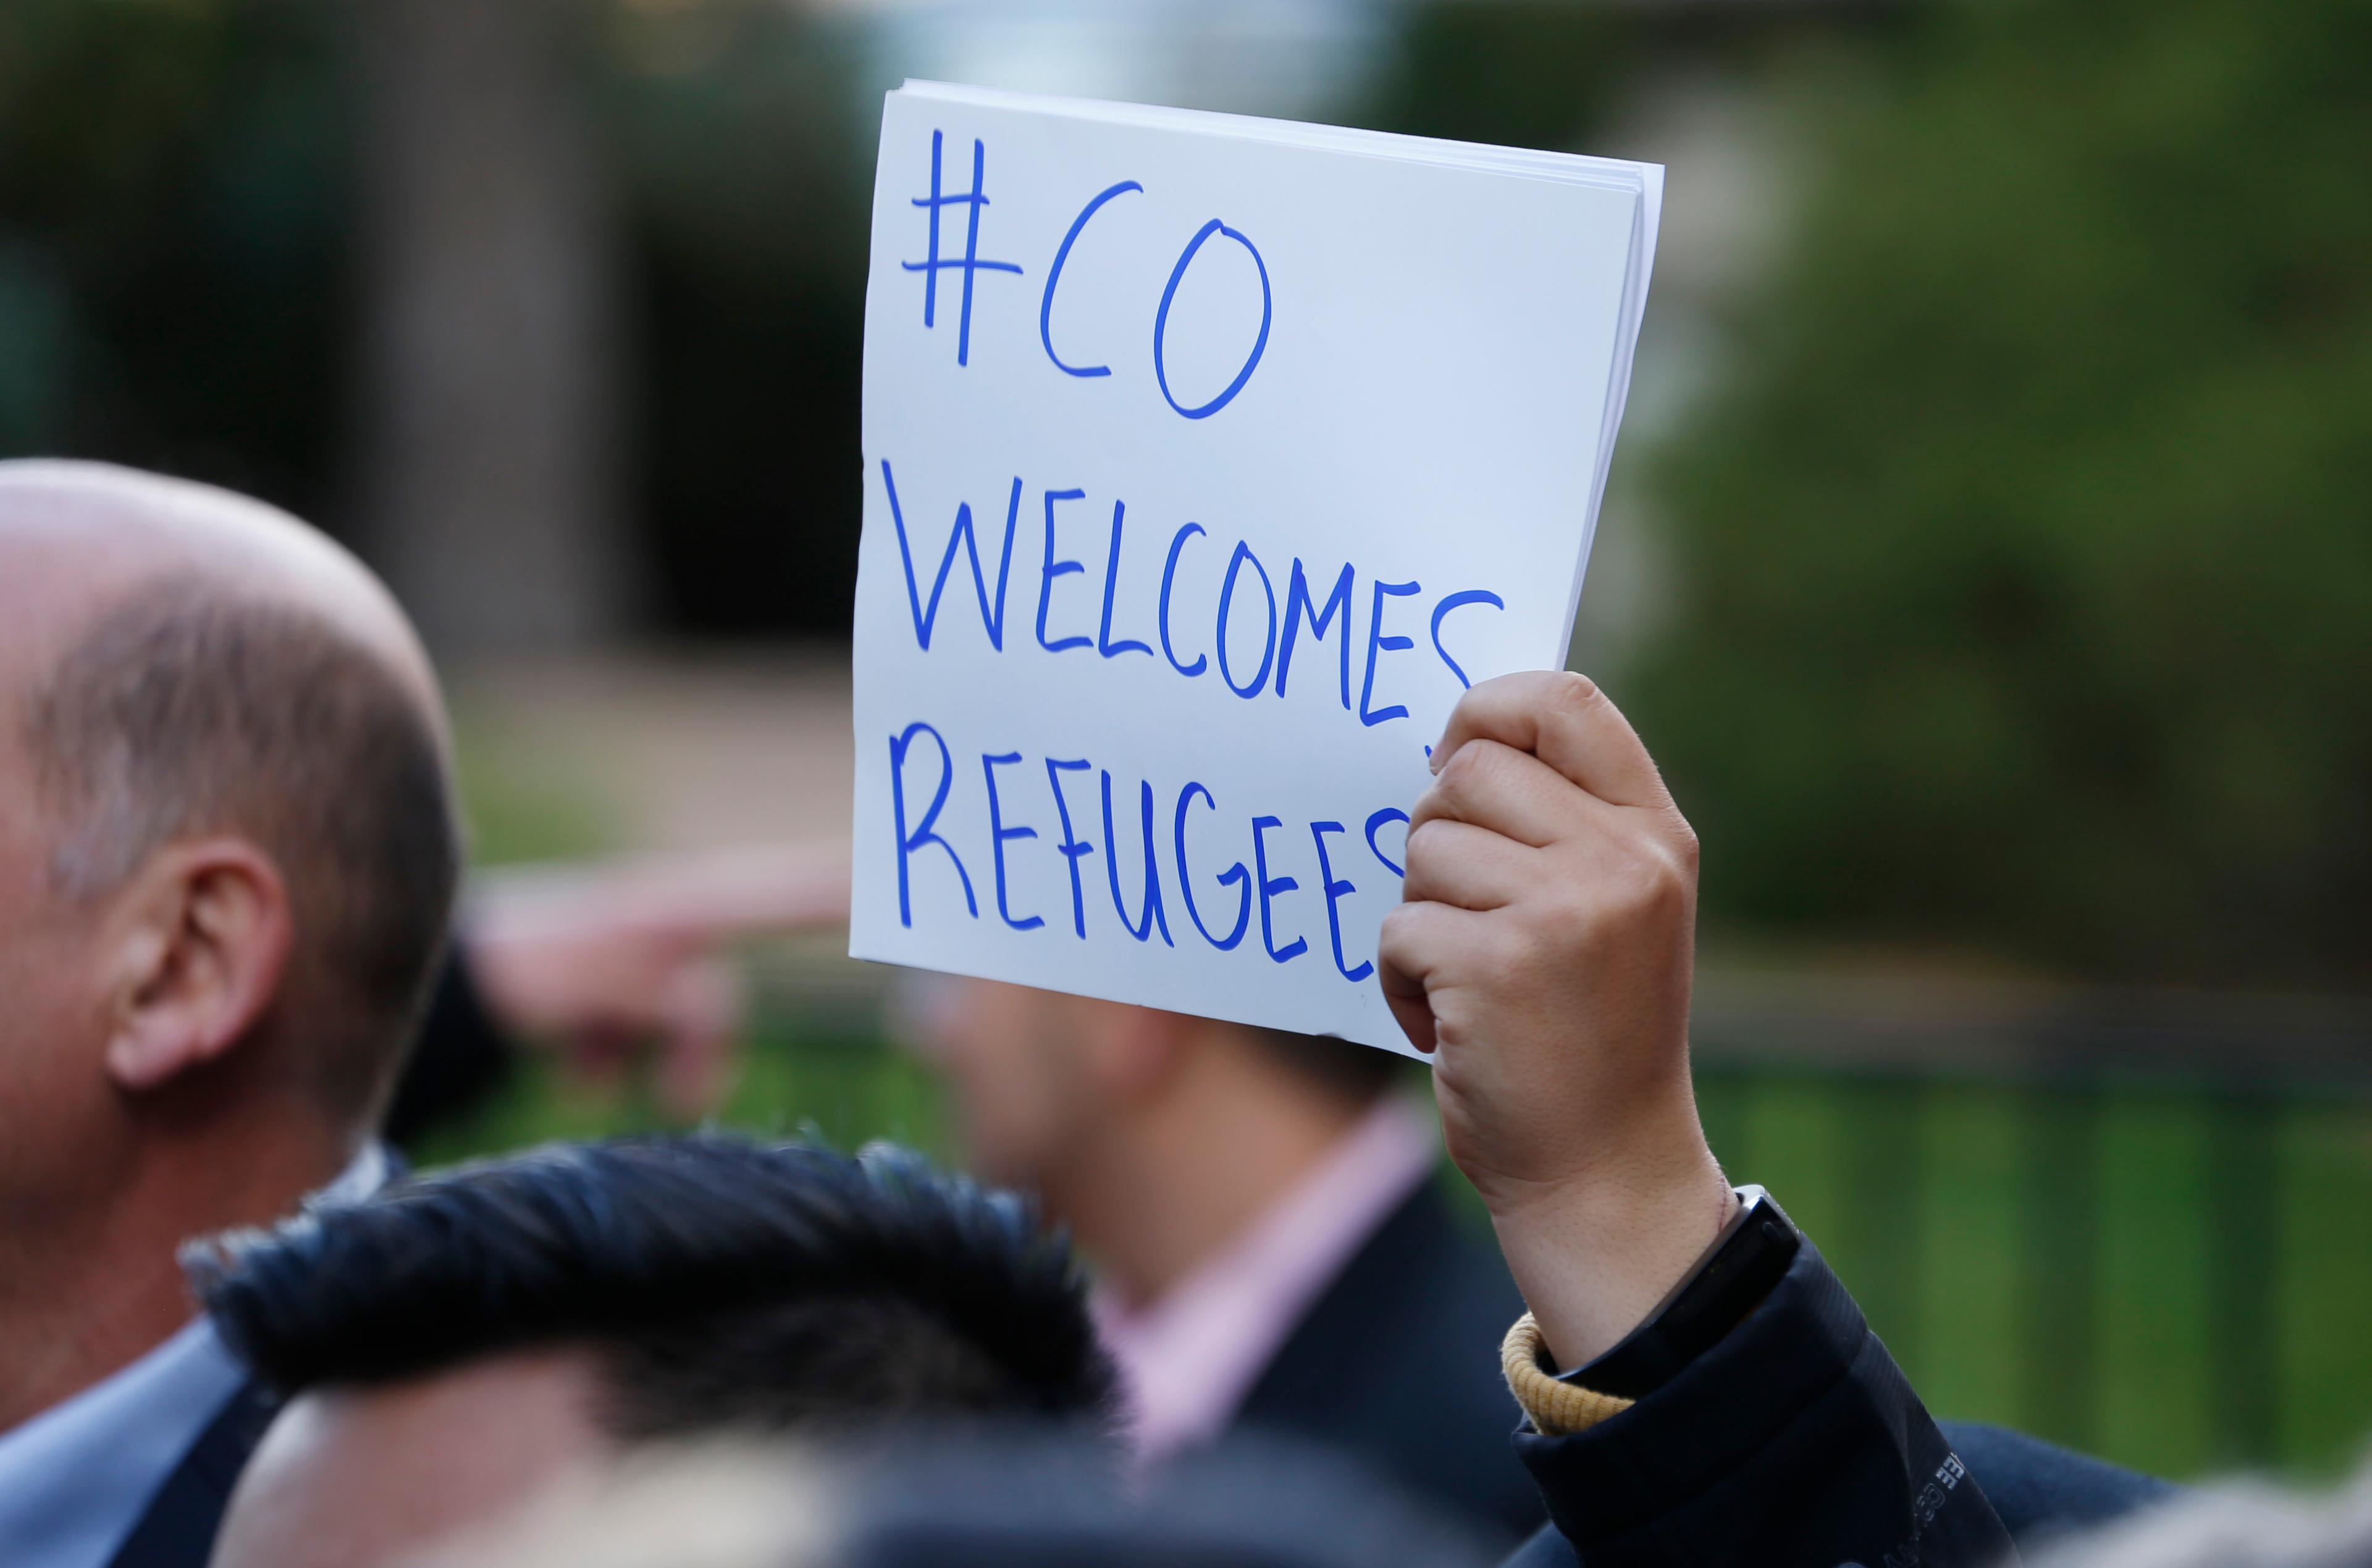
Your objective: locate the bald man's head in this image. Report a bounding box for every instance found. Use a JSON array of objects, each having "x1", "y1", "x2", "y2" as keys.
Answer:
[{"x1": 0, "y1": 461, "x2": 459, "y2": 1130}]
